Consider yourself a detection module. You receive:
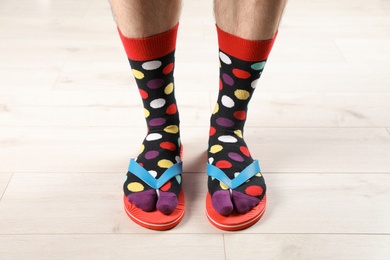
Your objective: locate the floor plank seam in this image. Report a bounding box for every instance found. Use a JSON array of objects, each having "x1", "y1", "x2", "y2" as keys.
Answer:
[
  {"x1": 222, "y1": 234, "x2": 227, "y2": 260},
  {"x1": 1, "y1": 233, "x2": 390, "y2": 236},
  {"x1": 0, "y1": 173, "x2": 13, "y2": 202}
]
